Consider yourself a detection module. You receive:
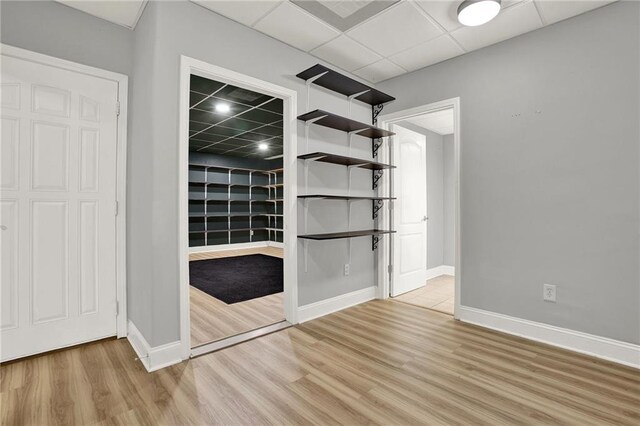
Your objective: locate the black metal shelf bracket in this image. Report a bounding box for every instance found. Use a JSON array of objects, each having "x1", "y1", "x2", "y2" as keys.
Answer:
[
  {"x1": 372, "y1": 169, "x2": 383, "y2": 189},
  {"x1": 372, "y1": 199, "x2": 384, "y2": 220},
  {"x1": 372, "y1": 103, "x2": 384, "y2": 126},
  {"x1": 372, "y1": 235, "x2": 381, "y2": 251},
  {"x1": 372, "y1": 137, "x2": 384, "y2": 158}
]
